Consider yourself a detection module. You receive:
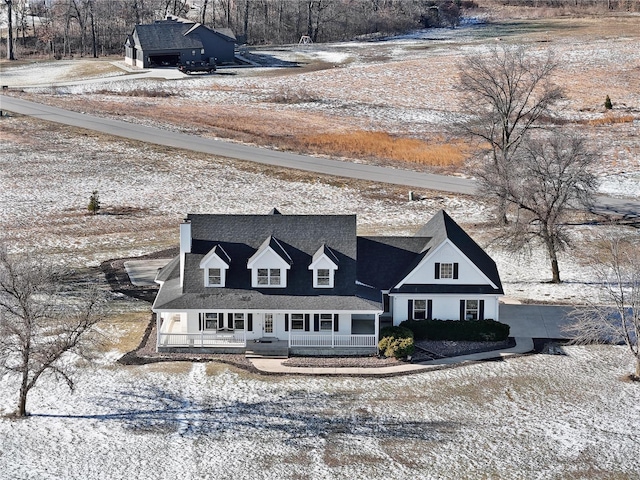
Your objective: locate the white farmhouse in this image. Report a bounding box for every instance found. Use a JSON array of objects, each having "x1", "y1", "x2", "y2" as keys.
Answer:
[{"x1": 152, "y1": 209, "x2": 503, "y2": 355}]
